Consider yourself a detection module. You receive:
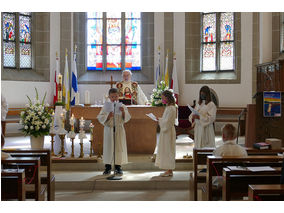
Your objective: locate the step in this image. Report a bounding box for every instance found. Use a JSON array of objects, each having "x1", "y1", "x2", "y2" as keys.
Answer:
[
  {"x1": 52, "y1": 155, "x2": 193, "y2": 171},
  {"x1": 54, "y1": 170, "x2": 191, "y2": 191}
]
